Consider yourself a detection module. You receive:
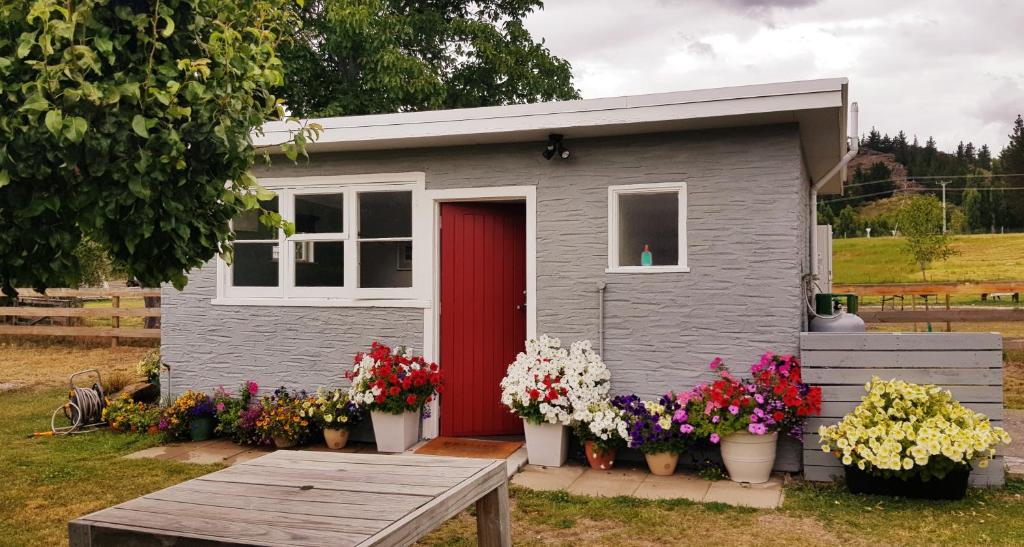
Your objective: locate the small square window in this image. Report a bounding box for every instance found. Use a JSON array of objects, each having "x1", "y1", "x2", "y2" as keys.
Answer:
[
  {"x1": 233, "y1": 243, "x2": 279, "y2": 286},
  {"x1": 295, "y1": 241, "x2": 344, "y2": 287},
  {"x1": 608, "y1": 183, "x2": 687, "y2": 273},
  {"x1": 618, "y1": 192, "x2": 678, "y2": 266},
  {"x1": 359, "y1": 191, "x2": 412, "y2": 238},
  {"x1": 232, "y1": 197, "x2": 278, "y2": 240},
  {"x1": 359, "y1": 241, "x2": 413, "y2": 288},
  {"x1": 295, "y1": 193, "x2": 344, "y2": 234}
]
